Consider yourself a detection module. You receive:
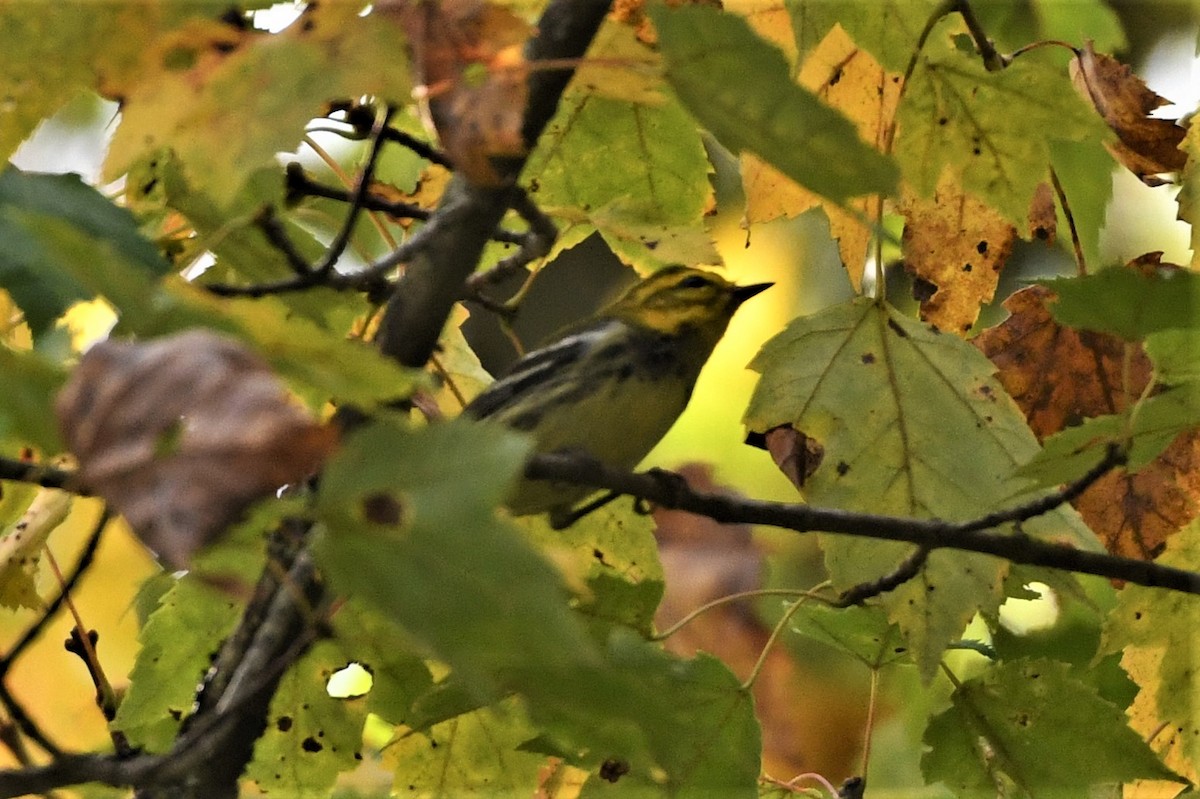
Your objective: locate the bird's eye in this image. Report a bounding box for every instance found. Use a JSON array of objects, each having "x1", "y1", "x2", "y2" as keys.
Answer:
[{"x1": 677, "y1": 275, "x2": 709, "y2": 290}]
